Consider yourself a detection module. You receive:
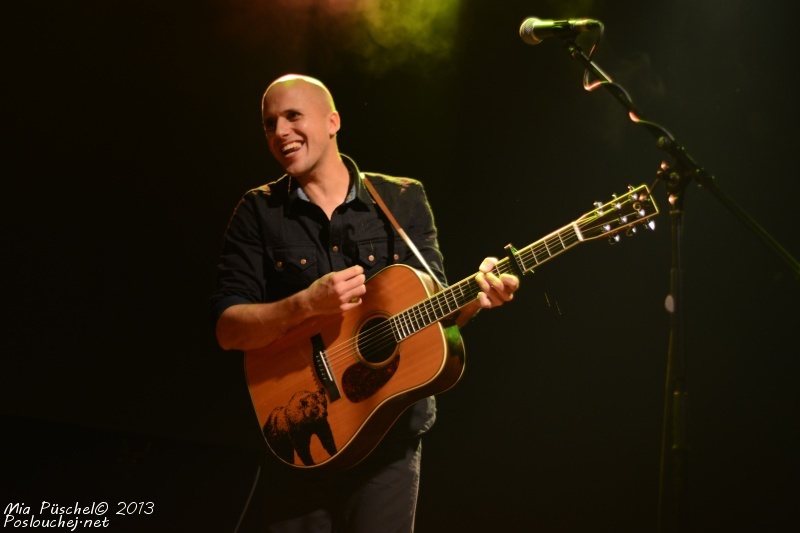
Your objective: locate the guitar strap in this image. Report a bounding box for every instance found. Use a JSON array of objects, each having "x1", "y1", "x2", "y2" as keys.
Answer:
[{"x1": 361, "y1": 174, "x2": 443, "y2": 288}]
